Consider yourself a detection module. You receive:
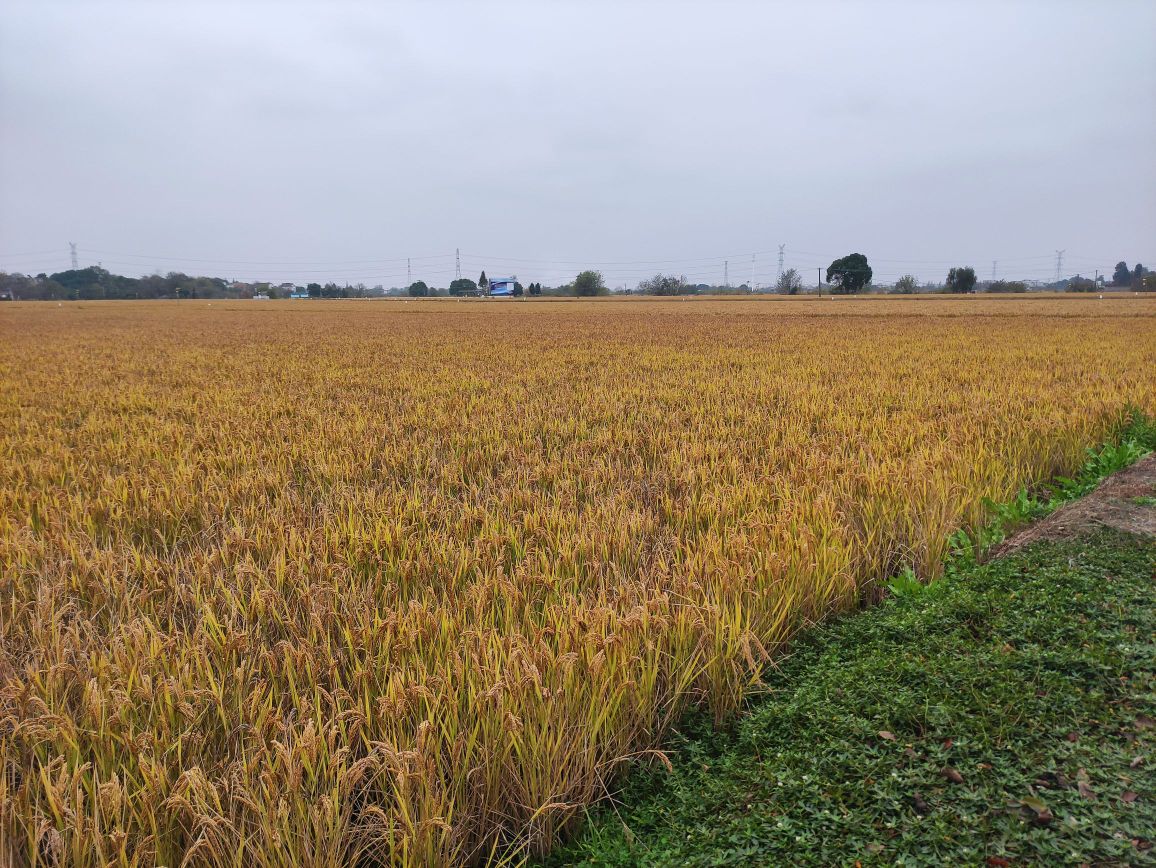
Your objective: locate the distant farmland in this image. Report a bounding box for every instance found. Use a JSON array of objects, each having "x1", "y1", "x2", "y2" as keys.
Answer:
[{"x1": 2, "y1": 297, "x2": 1154, "y2": 866}]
